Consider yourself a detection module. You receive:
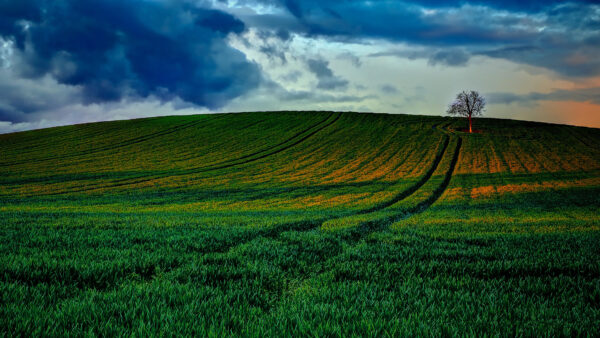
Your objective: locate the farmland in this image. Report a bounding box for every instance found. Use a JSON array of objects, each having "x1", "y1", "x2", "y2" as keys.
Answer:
[{"x1": 1, "y1": 111, "x2": 599, "y2": 336}]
